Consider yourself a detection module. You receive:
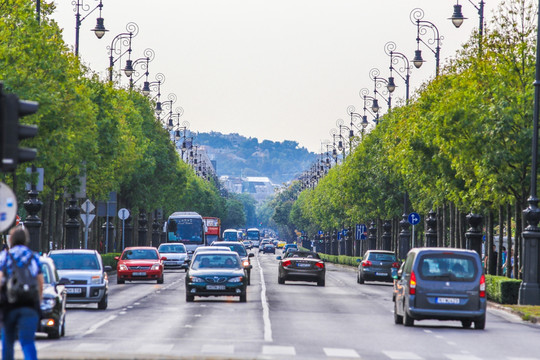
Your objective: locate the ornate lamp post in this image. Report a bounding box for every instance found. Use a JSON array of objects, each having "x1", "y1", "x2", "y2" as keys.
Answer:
[
  {"x1": 143, "y1": 72, "x2": 165, "y2": 97},
  {"x1": 107, "y1": 22, "x2": 139, "y2": 82},
  {"x1": 74, "y1": 0, "x2": 107, "y2": 56},
  {"x1": 448, "y1": 0, "x2": 485, "y2": 53},
  {"x1": 410, "y1": 8, "x2": 443, "y2": 77},
  {"x1": 519, "y1": 0, "x2": 540, "y2": 305},
  {"x1": 124, "y1": 48, "x2": 155, "y2": 91},
  {"x1": 359, "y1": 88, "x2": 380, "y2": 125},
  {"x1": 384, "y1": 41, "x2": 411, "y2": 105},
  {"x1": 370, "y1": 68, "x2": 392, "y2": 111}
]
